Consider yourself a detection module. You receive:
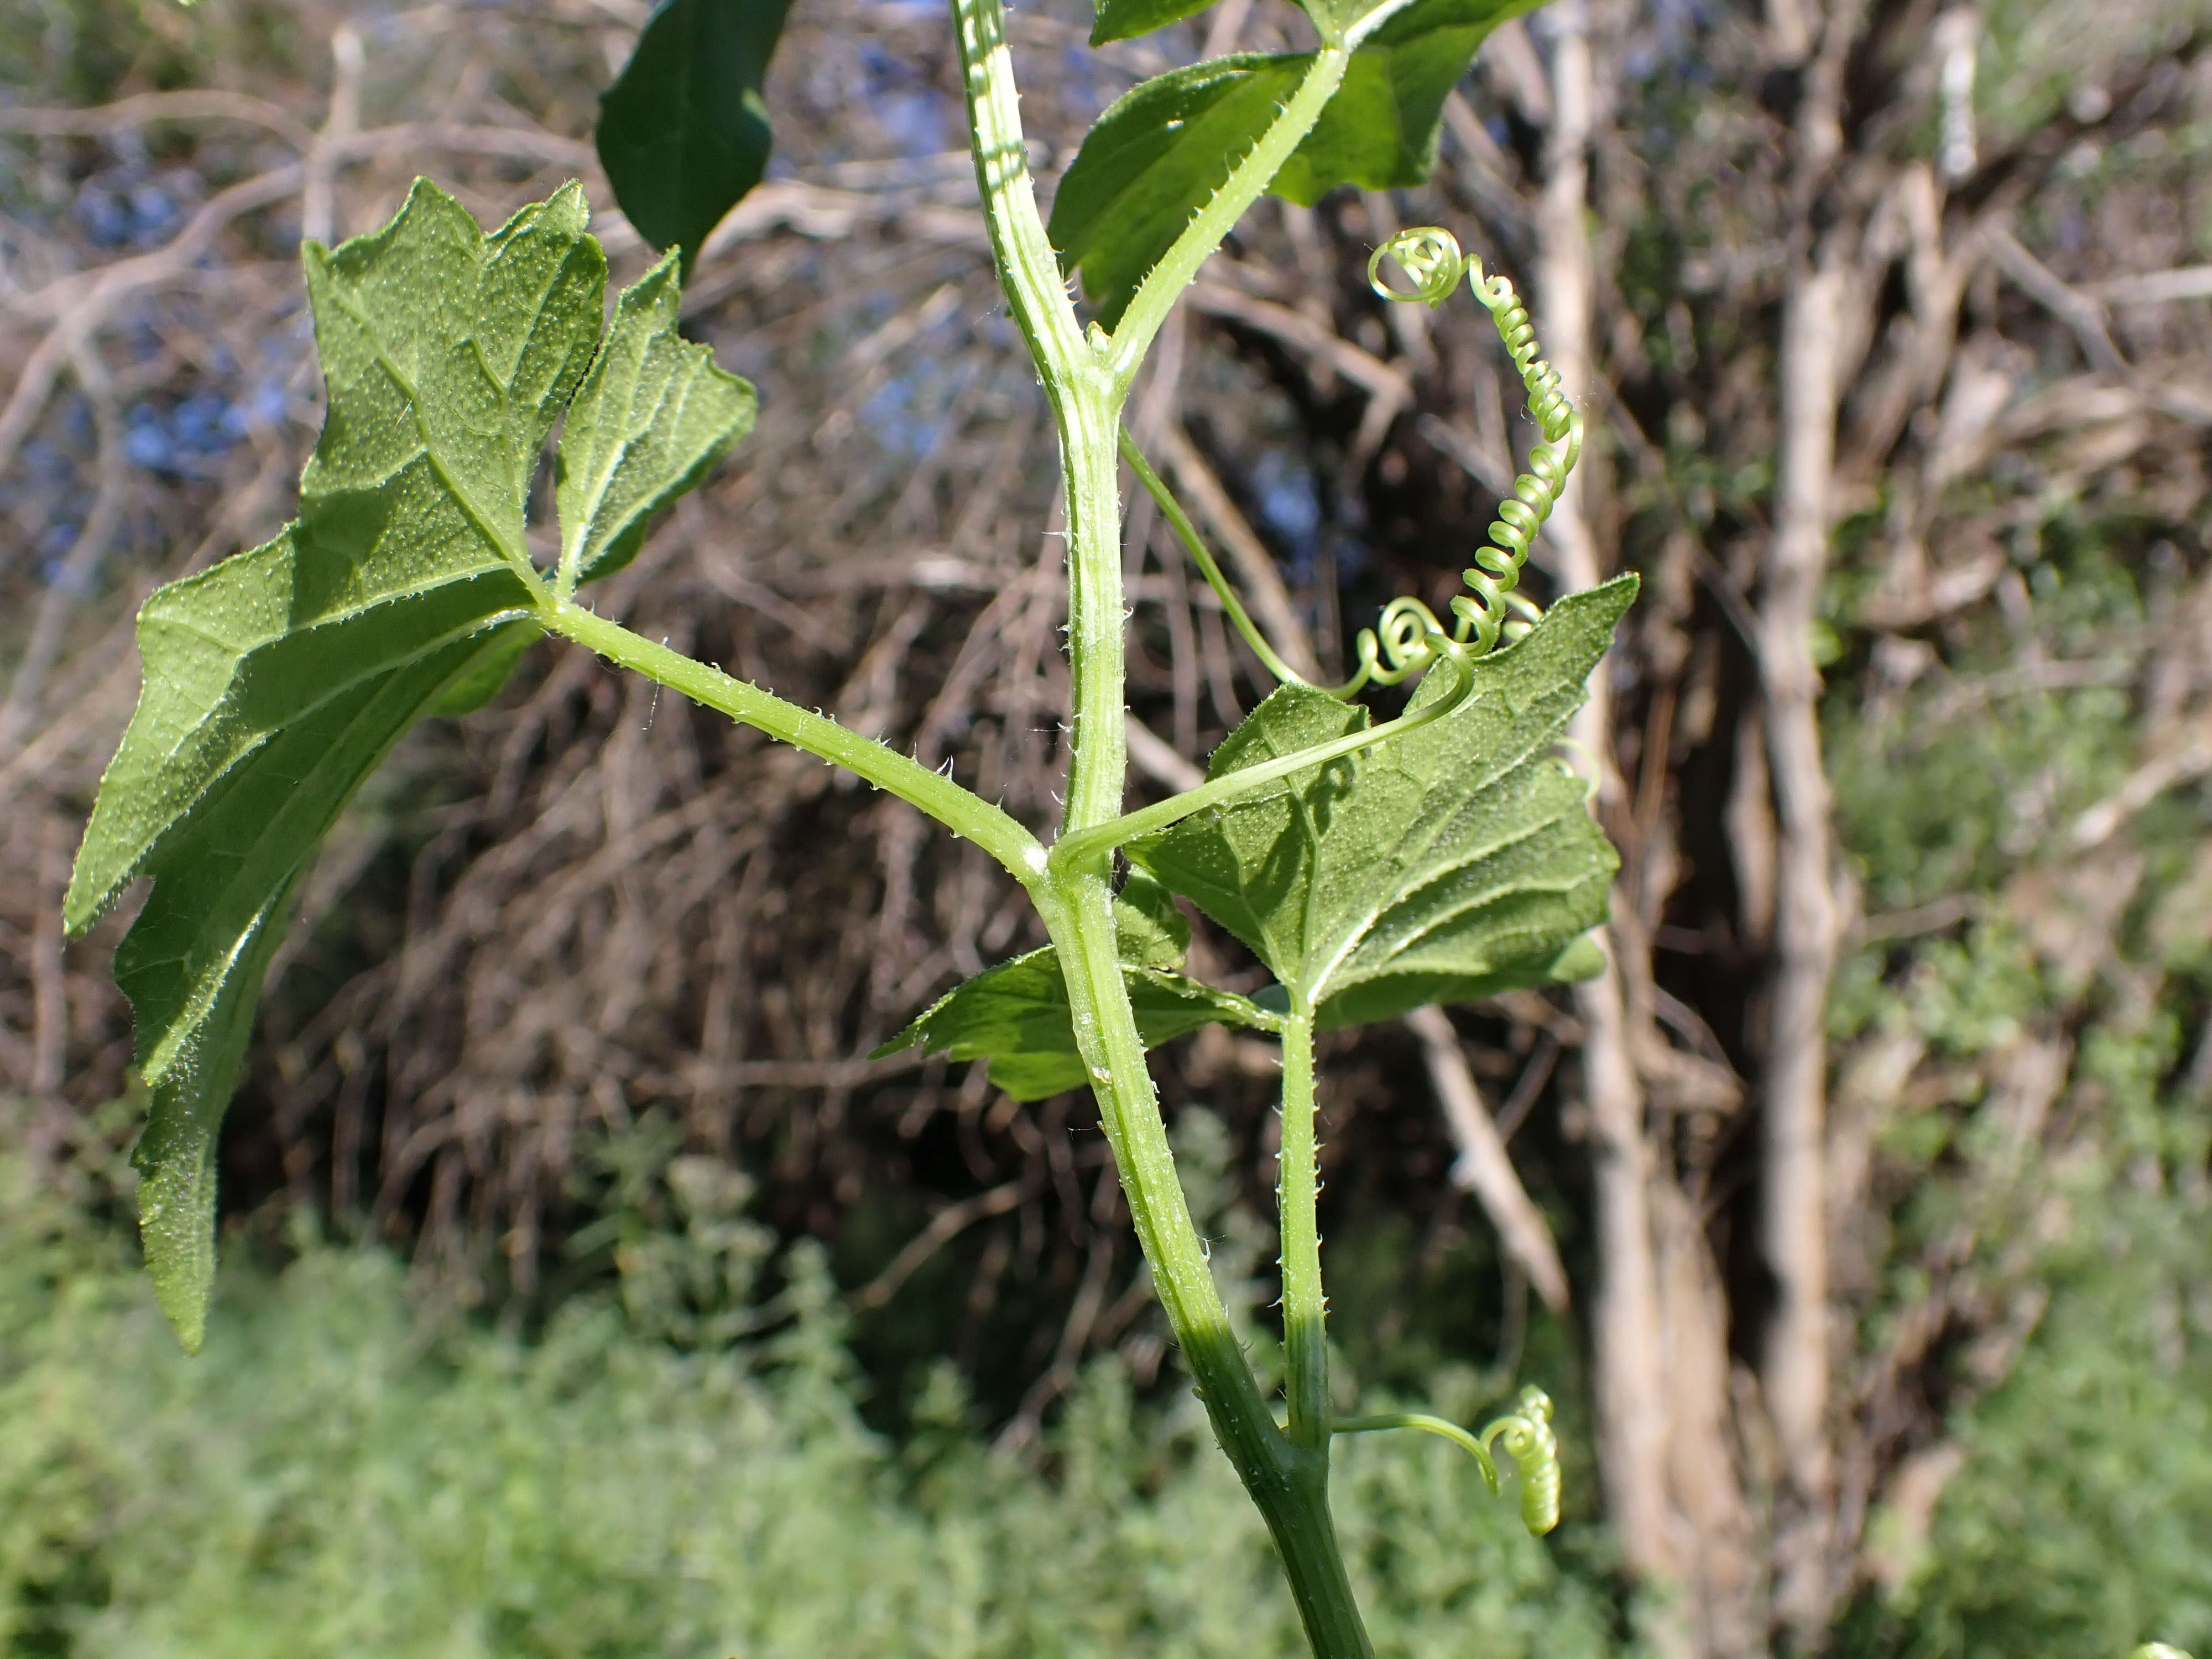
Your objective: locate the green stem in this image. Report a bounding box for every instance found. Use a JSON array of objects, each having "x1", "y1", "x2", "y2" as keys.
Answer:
[
  {"x1": 540, "y1": 597, "x2": 1046, "y2": 884},
  {"x1": 1334, "y1": 1413, "x2": 1502, "y2": 1488},
  {"x1": 948, "y1": 0, "x2": 1091, "y2": 375},
  {"x1": 1044, "y1": 883, "x2": 1371, "y2": 1658},
  {"x1": 1061, "y1": 400, "x2": 1130, "y2": 838},
  {"x1": 948, "y1": 0, "x2": 1123, "y2": 840},
  {"x1": 1050, "y1": 644, "x2": 1473, "y2": 872},
  {"x1": 1280, "y1": 1007, "x2": 1328, "y2": 1452},
  {"x1": 946, "y1": 0, "x2": 1374, "y2": 1645}
]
